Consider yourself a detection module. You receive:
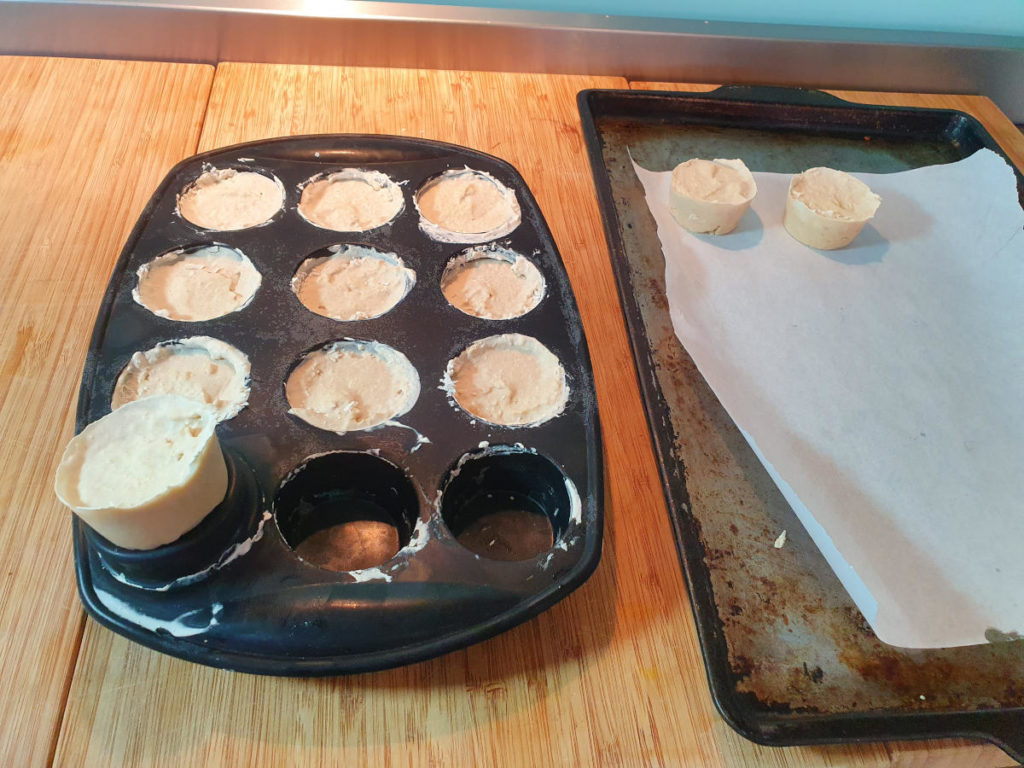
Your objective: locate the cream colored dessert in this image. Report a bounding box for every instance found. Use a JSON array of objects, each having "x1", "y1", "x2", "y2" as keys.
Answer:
[
  {"x1": 446, "y1": 334, "x2": 568, "y2": 426},
  {"x1": 291, "y1": 245, "x2": 415, "y2": 321},
  {"x1": 784, "y1": 167, "x2": 882, "y2": 250},
  {"x1": 285, "y1": 341, "x2": 419, "y2": 434},
  {"x1": 669, "y1": 158, "x2": 757, "y2": 235},
  {"x1": 133, "y1": 245, "x2": 261, "y2": 322},
  {"x1": 111, "y1": 336, "x2": 250, "y2": 421},
  {"x1": 54, "y1": 395, "x2": 227, "y2": 550},
  {"x1": 298, "y1": 169, "x2": 404, "y2": 231},
  {"x1": 441, "y1": 246, "x2": 544, "y2": 320},
  {"x1": 177, "y1": 168, "x2": 284, "y2": 230},
  {"x1": 416, "y1": 168, "x2": 521, "y2": 243}
]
